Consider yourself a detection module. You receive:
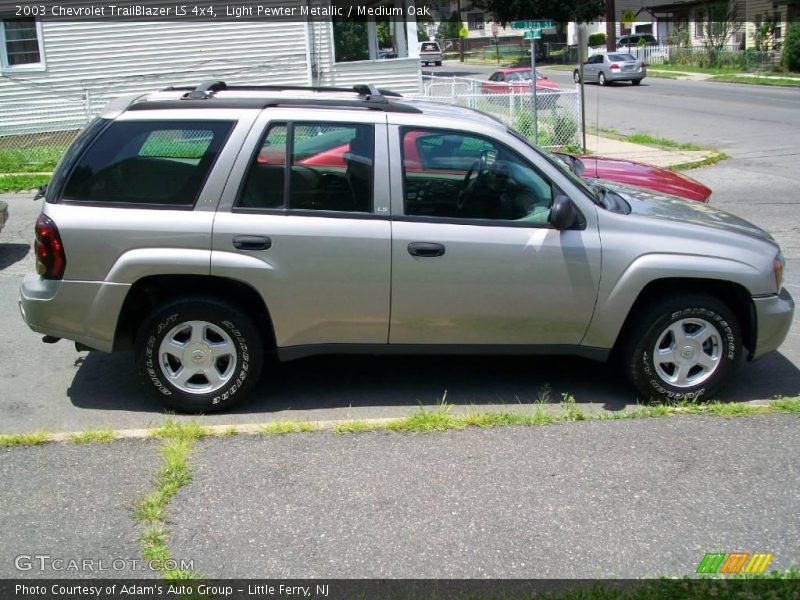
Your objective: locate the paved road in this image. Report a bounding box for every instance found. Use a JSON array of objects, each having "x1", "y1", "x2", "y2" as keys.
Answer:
[
  {"x1": 1, "y1": 73, "x2": 799, "y2": 432},
  {"x1": 167, "y1": 414, "x2": 800, "y2": 578}
]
